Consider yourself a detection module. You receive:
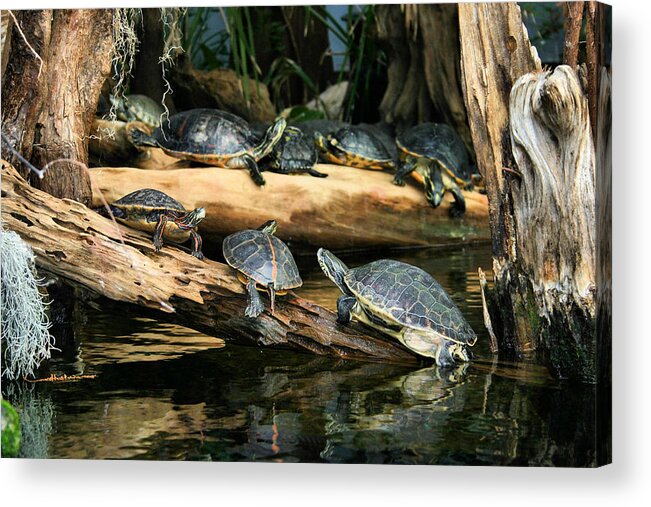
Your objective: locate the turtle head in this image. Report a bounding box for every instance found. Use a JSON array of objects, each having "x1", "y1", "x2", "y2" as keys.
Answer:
[
  {"x1": 317, "y1": 248, "x2": 350, "y2": 294},
  {"x1": 254, "y1": 117, "x2": 287, "y2": 160},
  {"x1": 177, "y1": 207, "x2": 206, "y2": 230},
  {"x1": 313, "y1": 131, "x2": 329, "y2": 153},
  {"x1": 257, "y1": 220, "x2": 277, "y2": 235},
  {"x1": 419, "y1": 160, "x2": 445, "y2": 208}
]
